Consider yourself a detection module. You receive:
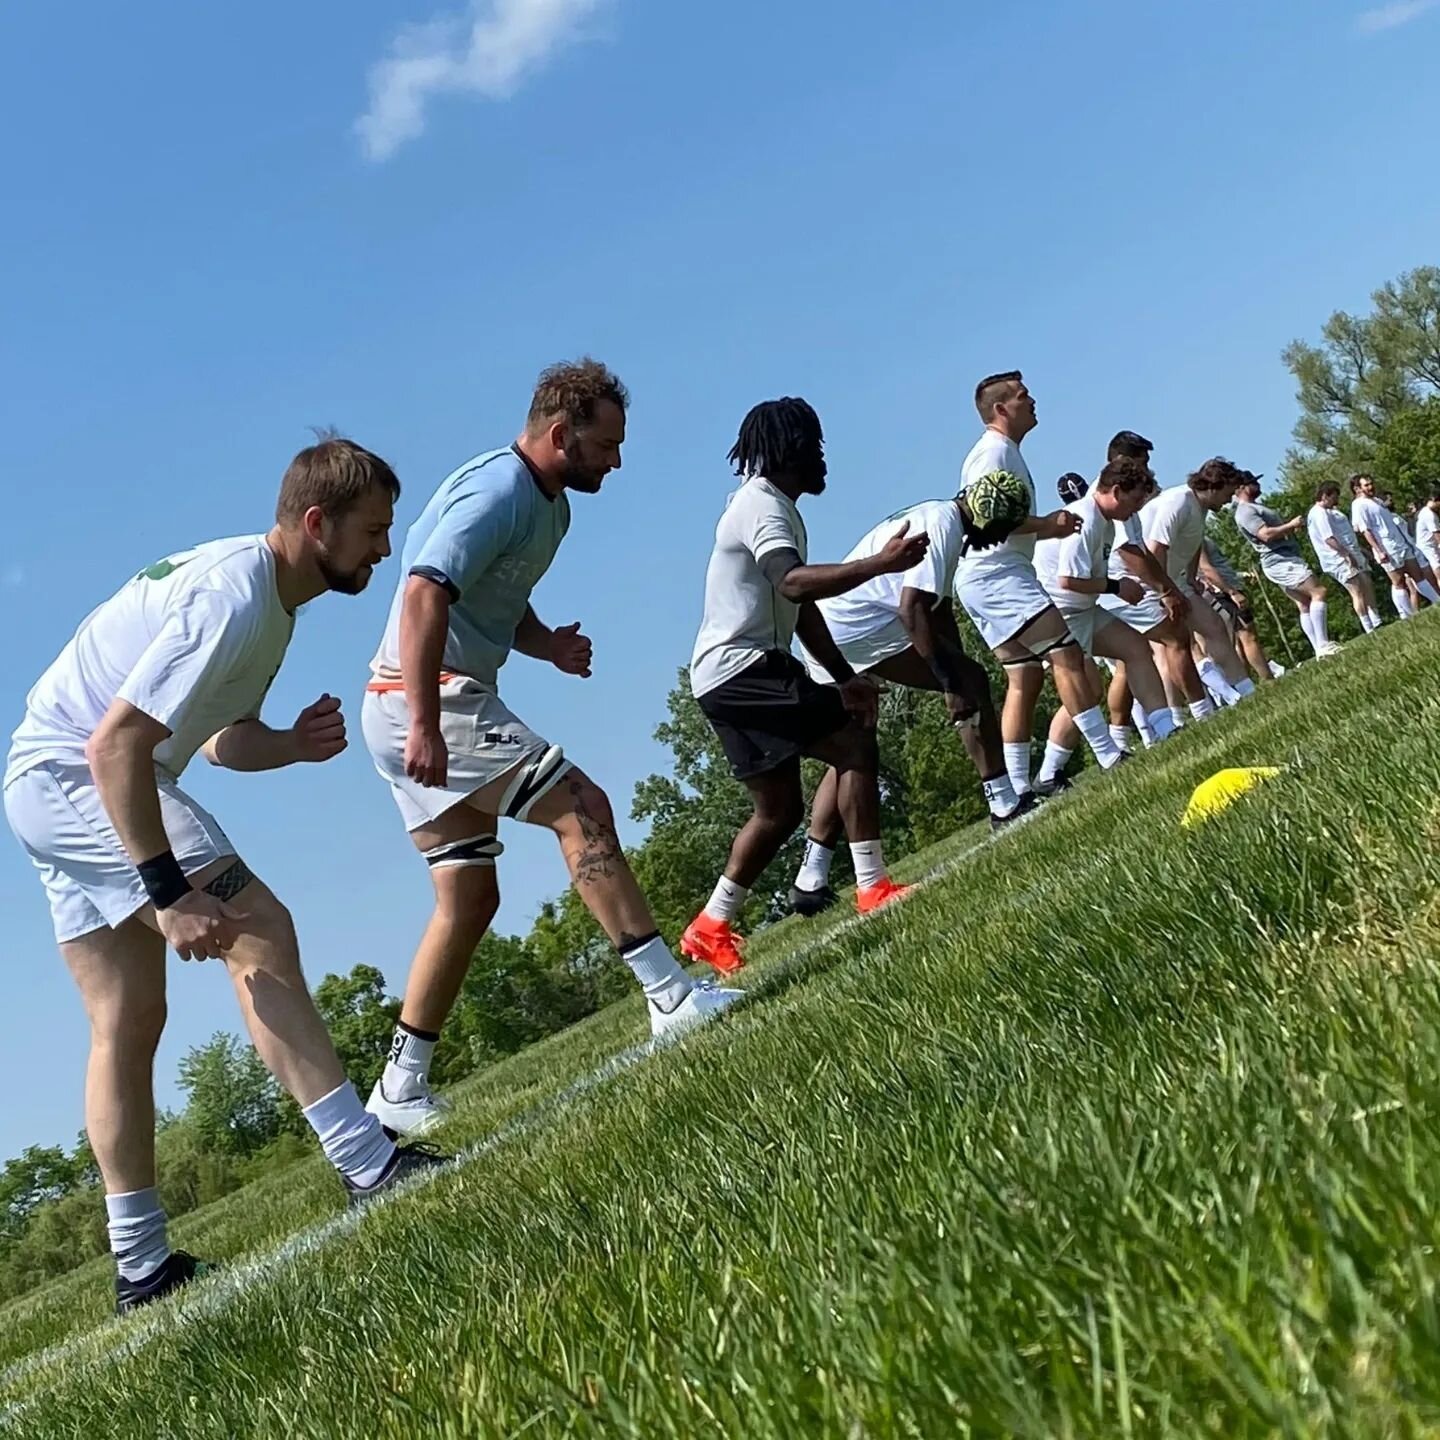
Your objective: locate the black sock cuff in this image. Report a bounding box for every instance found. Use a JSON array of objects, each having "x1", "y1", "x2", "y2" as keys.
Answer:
[
  {"x1": 397, "y1": 1020, "x2": 440, "y2": 1043},
  {"x1": 617, "y1": 930, "x2": 661, "y2": 959}
]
